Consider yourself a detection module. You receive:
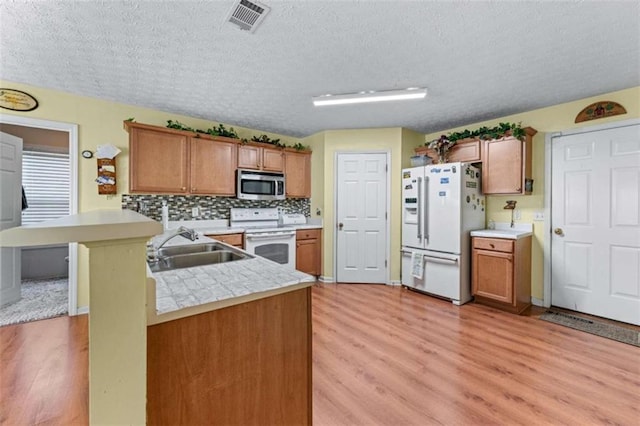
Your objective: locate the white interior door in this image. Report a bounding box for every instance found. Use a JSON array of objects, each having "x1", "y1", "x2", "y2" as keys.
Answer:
[
  {"x1": 0, "y1": 131, "x2": 23, "y2": 306},
  {"x1": 551, "y1": 123, "x2": 640, "y2": 325},
  {"x1": 336, "y1": 153, "x2": 388, "y2": 283}
]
